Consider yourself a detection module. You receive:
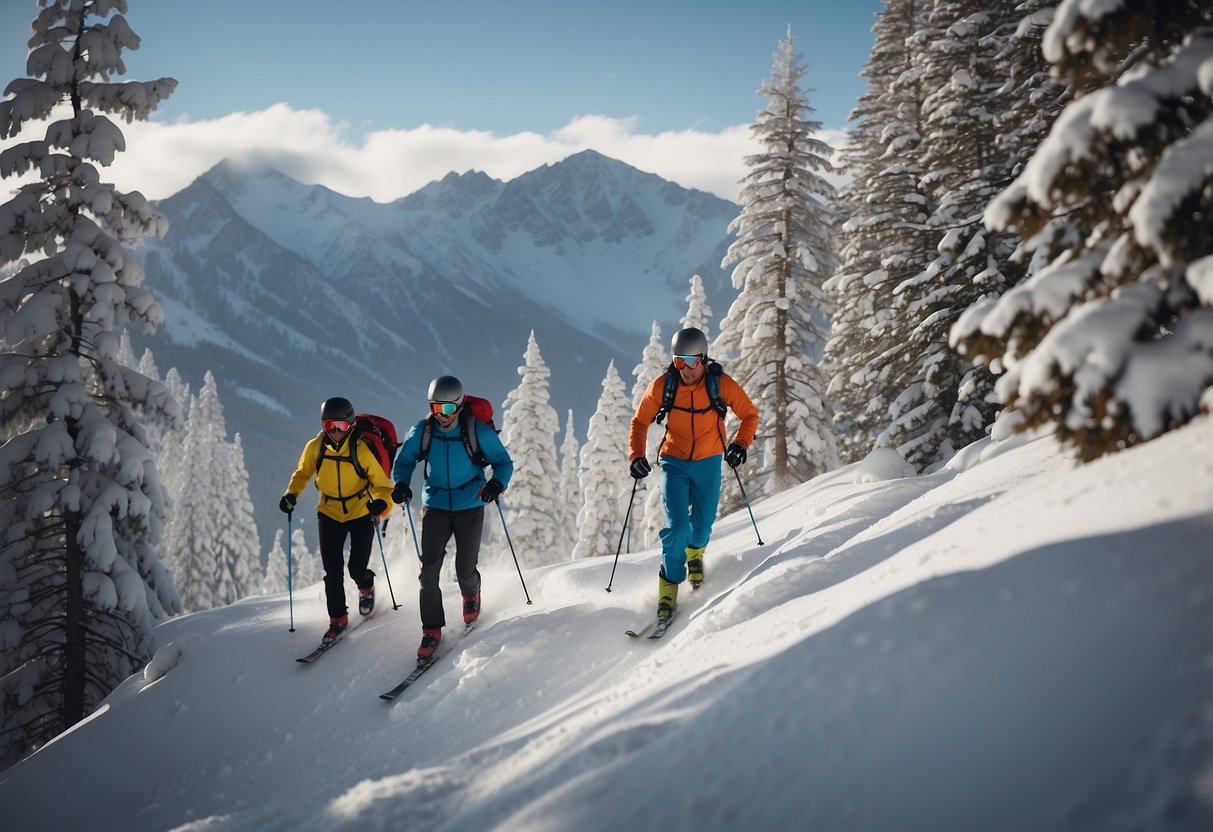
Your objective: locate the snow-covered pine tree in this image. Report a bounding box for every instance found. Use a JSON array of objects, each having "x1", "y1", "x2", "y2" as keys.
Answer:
[
  {"x1": 628, "y1": 322, "x2": 667, "y2": 548},
  {"x1": 824, "y1": 0, "x2": 935, "y2": 465},
  {"x1": 681, "y1": 275, "x2": 713, "y2": 339},
  {"x1": 717, "y1": 24, "x2": 839, "y2": 501},
  {"x1": 953, "y1": 0, "x2": 1213, "y2": 460},
  {"x1": 873, "y1": 0, "x2": 1022, "y2": 471},
  {"x1": 161, "y1": 373, "x2": 256, "y2": 610},
  {"x1": 556, "y1": 410, "x2": 582, "y2": 554},
  {"x1": 0, "y1": 0, "x2": 180, "y2": 768},
  {"x1": 261, "y1": 523, "x2": 321, "y2": 596},
  {"x1": 494, "y1": 331, "x2": 562, "y2": 567},
  {"x1": 572, "y1": 361, "x2": 632, "y2": 560},
  {"x1": 216, "y1": 433, "x2": 261, "y2": 600}
]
